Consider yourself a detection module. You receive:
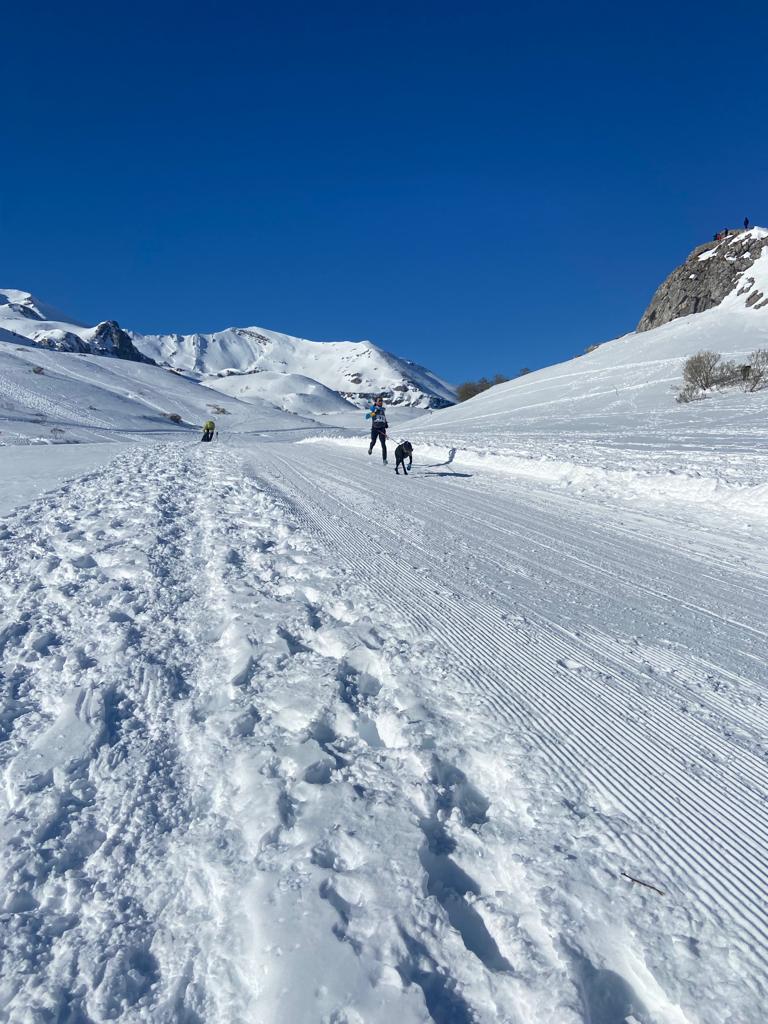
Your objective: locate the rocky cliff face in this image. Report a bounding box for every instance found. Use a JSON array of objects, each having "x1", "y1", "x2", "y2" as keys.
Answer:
[
  {"x1": 637, "y1": 229, "x2": 768, "y2": 332},
  {"x1": 84, "y1": 321, "x2": 154, "y2": 362}
]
